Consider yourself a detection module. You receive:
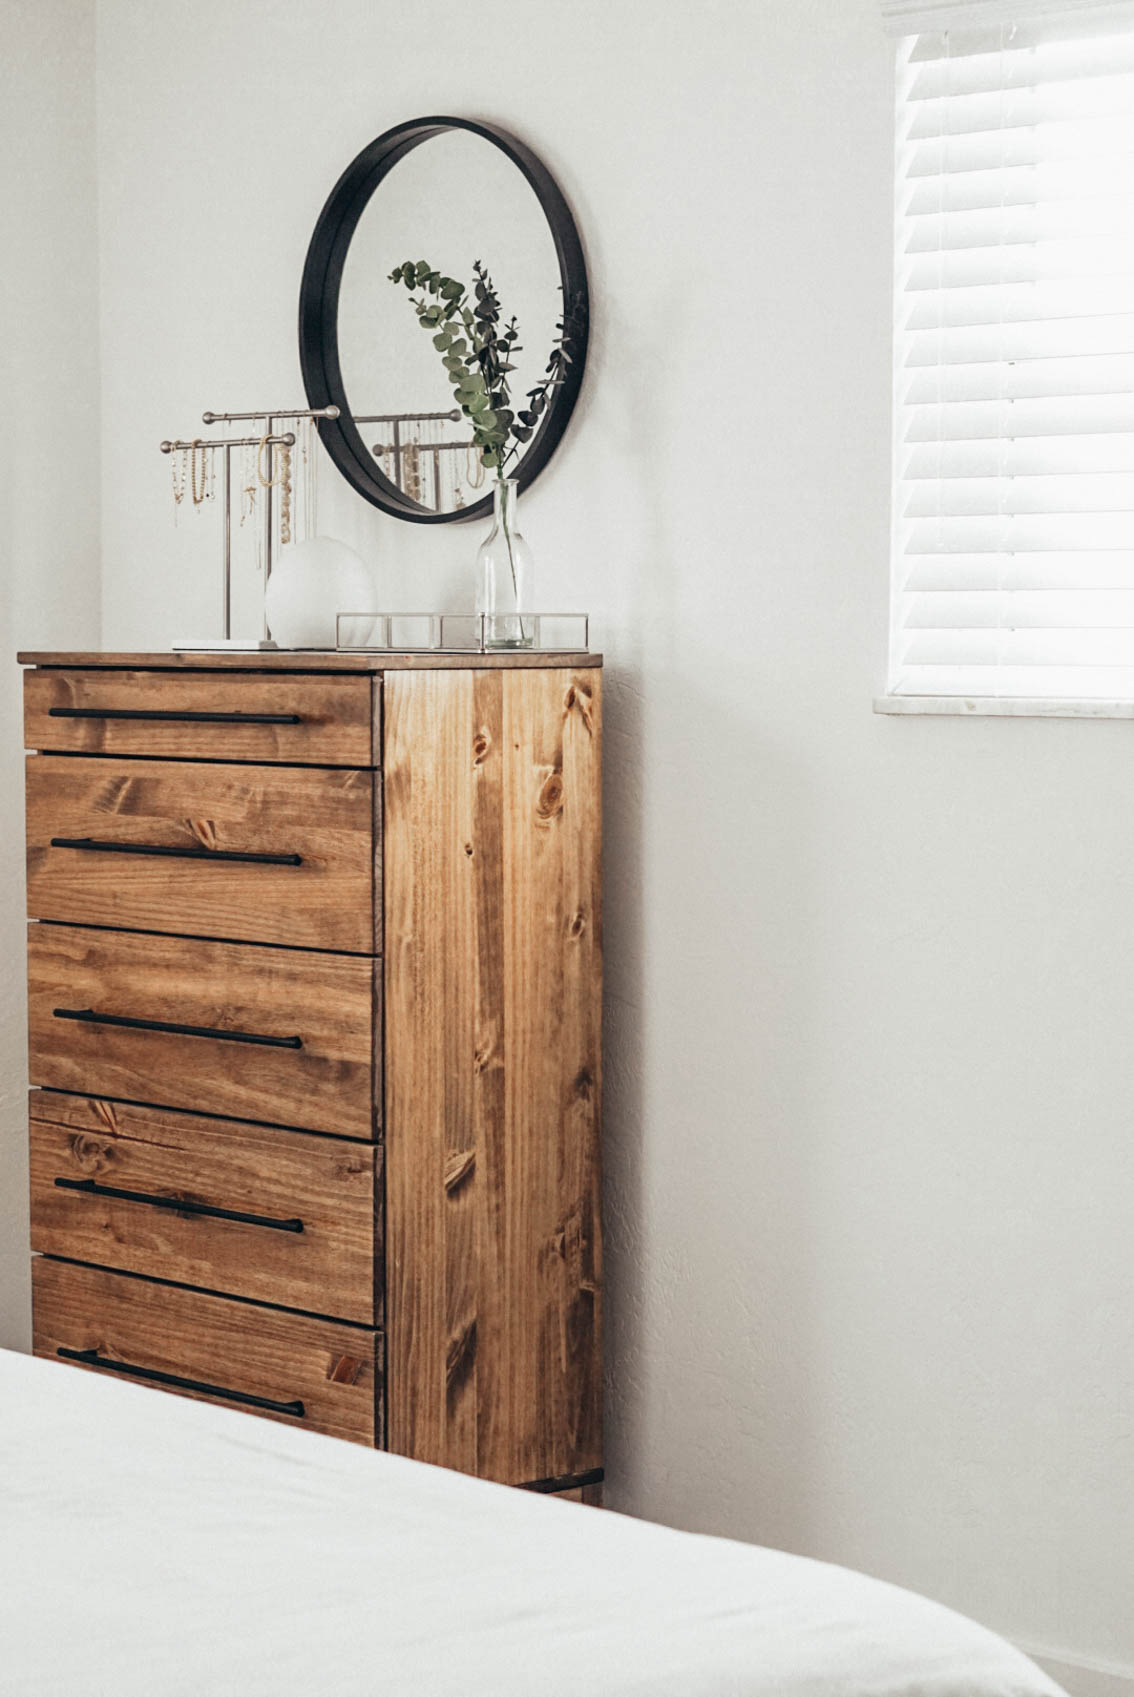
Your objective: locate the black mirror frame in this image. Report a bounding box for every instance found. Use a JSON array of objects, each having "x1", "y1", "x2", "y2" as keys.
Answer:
[{"x1": 298, "y1": 115, "x2": 589, "y2": 526}]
